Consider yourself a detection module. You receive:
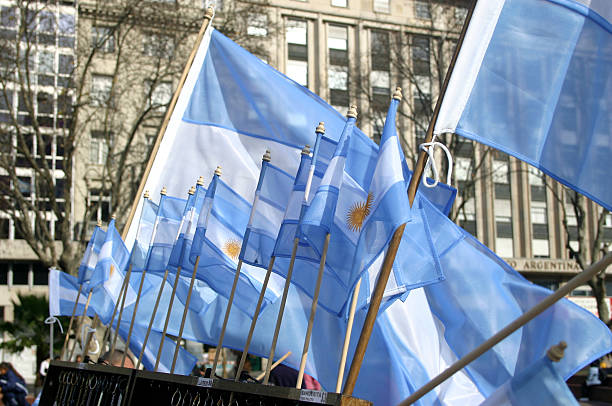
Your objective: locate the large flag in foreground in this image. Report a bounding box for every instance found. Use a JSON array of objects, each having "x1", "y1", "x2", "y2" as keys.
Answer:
[{"x1": 434, "y1": 0, "x2": 612, "y2": 211}]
